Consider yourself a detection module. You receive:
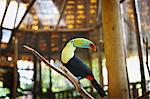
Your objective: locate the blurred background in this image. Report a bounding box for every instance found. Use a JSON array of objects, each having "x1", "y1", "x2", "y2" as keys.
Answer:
[{"x1": 0, "y1": 0, "x2": 150, "y2": 98}]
